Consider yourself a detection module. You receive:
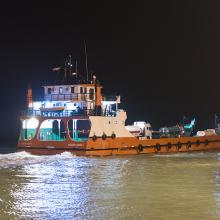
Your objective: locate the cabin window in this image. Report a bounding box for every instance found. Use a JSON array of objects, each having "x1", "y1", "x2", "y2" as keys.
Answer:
[
  {"x1": 38, "y1": 119, "x2": 66, "y2": 141},
  {"x1": 19, "y1": 118, "x2": 39, "y2": 141},
  {"x1": 59, "y1": 87, "x2": 63, "y2": 94},
  {"x1": 71, "y1": 87, "x2": 74, "y2": 93},
  {"x1": 68, "y1": 119, "x2": 90, "y2": 142},
  {"x1": 48, "y1": 88, "x2": 52, "y2": 94},
  {"x1": 80, "y1": 87, "x2": 84, "y2": 94},
  {"x1": 89, "y1": 88, "x2": 94, "y2": 100},
  {"x1": 84, "y1": 88, "x2": 87, "y2": 94}
]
